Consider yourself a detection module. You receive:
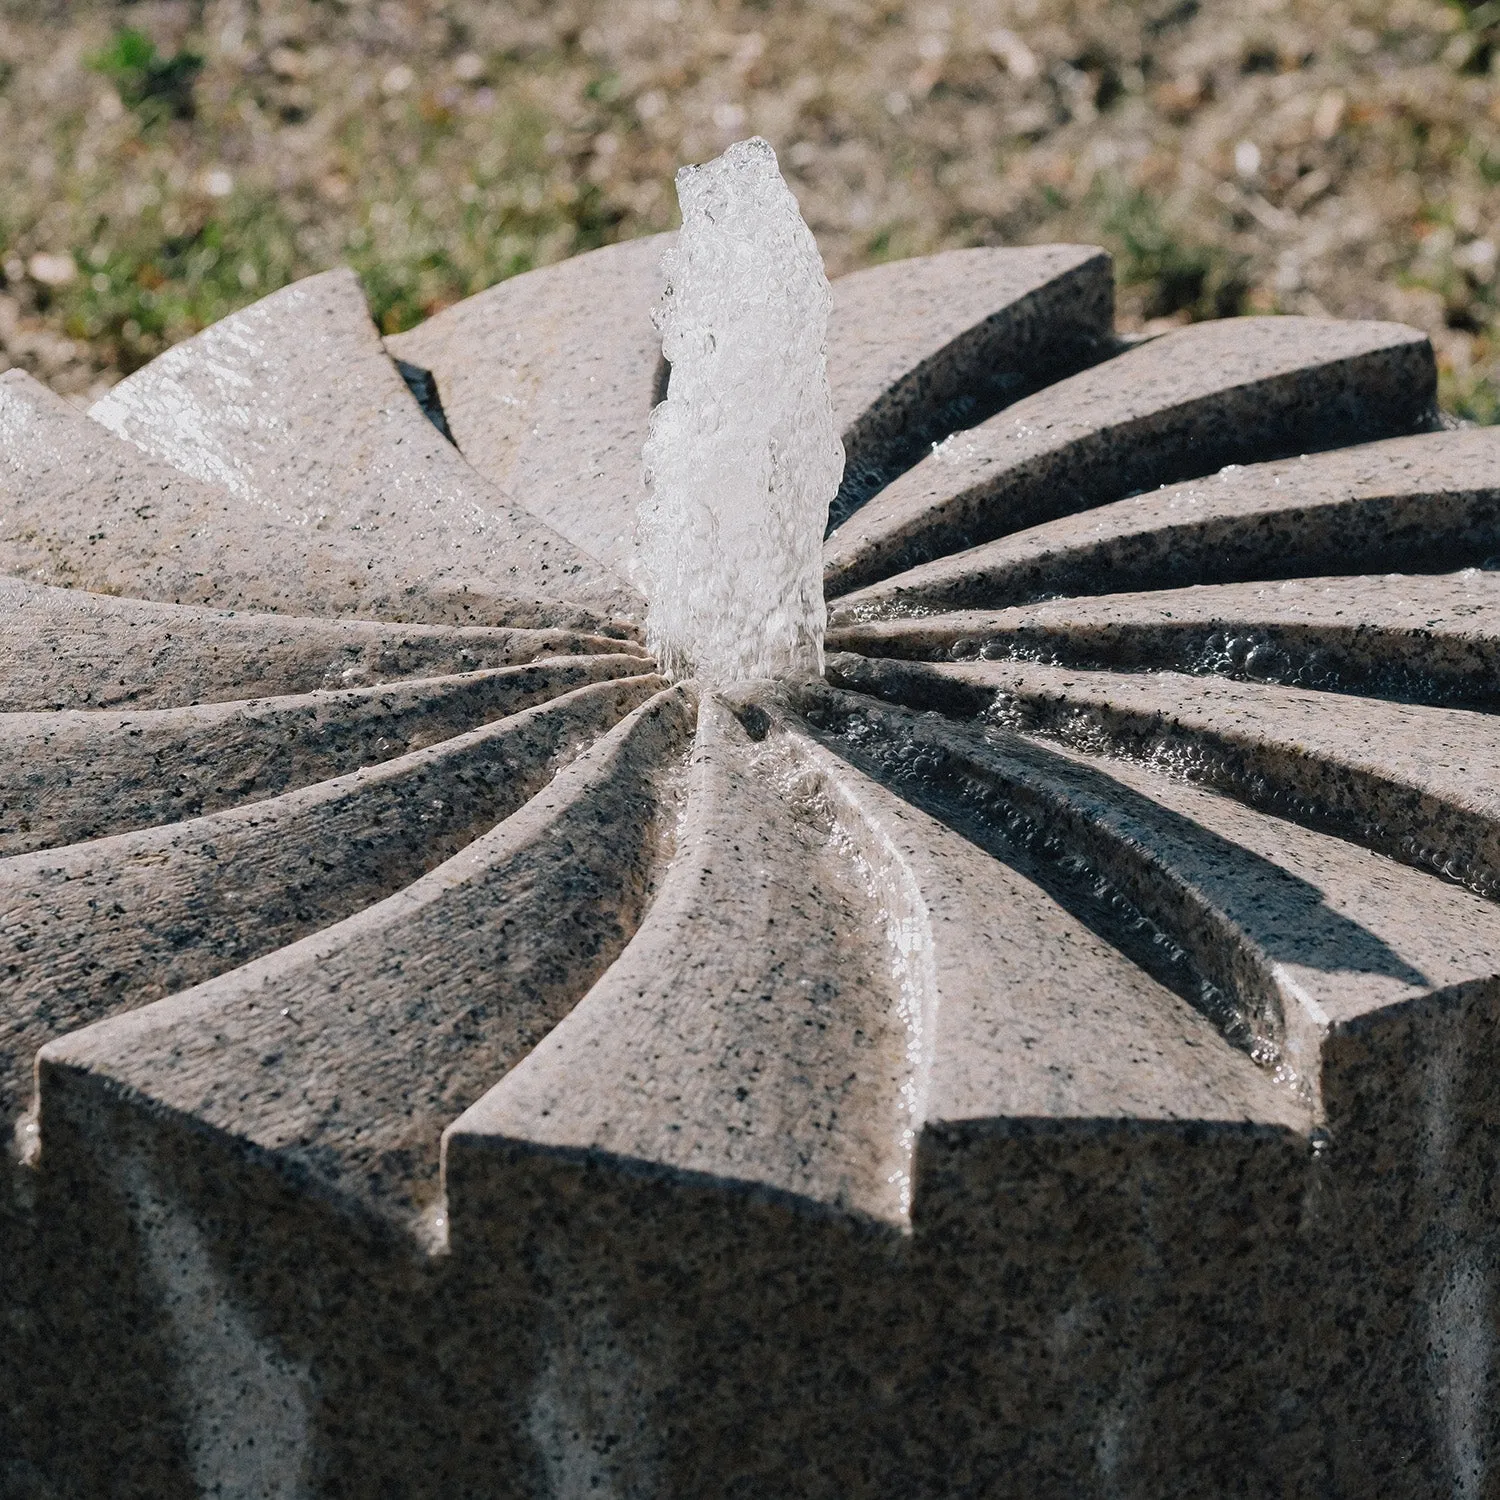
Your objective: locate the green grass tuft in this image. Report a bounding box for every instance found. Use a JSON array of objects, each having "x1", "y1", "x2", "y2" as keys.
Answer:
[{"x1": 87, "y1": 28, "x2": 203, "y2": 125}]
